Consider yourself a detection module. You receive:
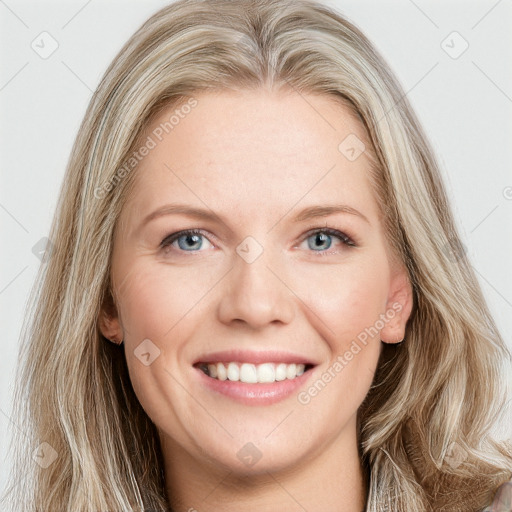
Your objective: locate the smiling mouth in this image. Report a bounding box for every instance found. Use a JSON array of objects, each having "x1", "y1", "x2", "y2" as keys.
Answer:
[{"x1": 194, "y1": 361, "x2": 315, "y2": 383}]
